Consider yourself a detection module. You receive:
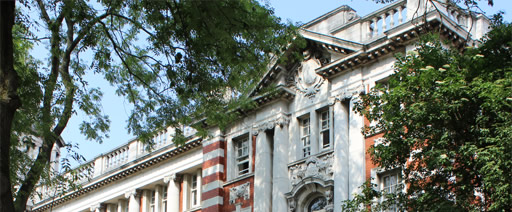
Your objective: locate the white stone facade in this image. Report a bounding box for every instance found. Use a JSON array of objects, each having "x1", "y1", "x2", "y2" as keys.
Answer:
[{"x1": 30, "y1": 1, "x2": 490, "y2": 212}]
